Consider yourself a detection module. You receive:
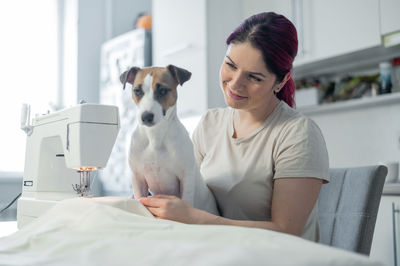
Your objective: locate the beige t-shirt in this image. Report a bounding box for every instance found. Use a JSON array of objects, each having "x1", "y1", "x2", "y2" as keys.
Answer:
[{"x1": 192, "y1": 101, "x2": 330, "y2": 242}]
